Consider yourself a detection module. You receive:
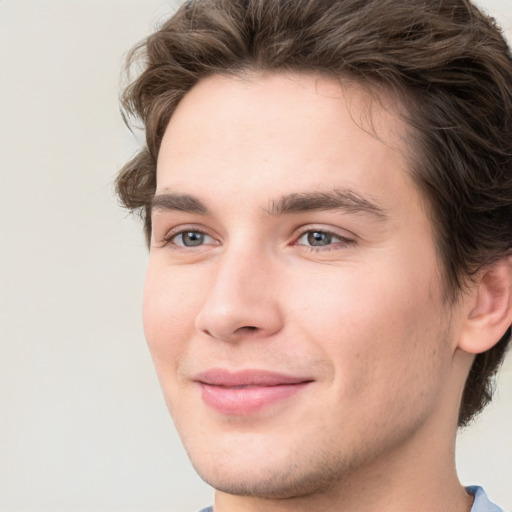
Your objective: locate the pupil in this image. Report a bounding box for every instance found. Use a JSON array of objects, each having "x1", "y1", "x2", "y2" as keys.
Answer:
[
  {"x1": 307, "y1": 232, "x2": 331, "y2": 246},
  {"x1": 183, "y1": 231, "x2": 204, "y2": 246}
]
